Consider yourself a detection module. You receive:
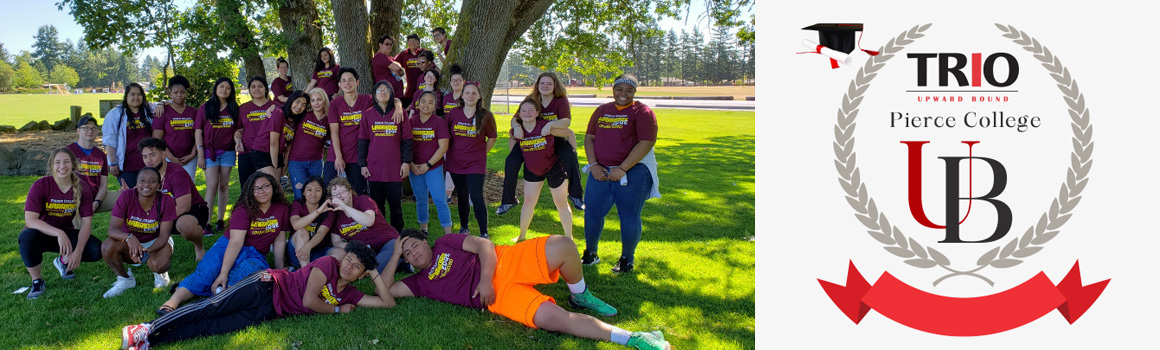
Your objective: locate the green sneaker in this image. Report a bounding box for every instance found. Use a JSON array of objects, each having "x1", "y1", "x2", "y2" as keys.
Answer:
[
  {"x1": 627, "y1": 331, "x2": 671, "y2": 350},
  {"x1": 568, "y1": 288, "x2": 618, "y2": 316}
]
